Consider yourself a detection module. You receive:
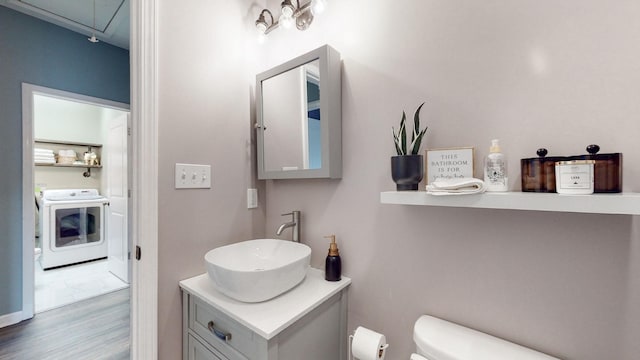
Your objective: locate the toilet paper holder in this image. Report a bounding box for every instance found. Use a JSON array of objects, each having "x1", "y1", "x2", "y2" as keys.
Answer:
[{"x1": 348, "y1": 326, "x2": 389, "y2": 360}]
